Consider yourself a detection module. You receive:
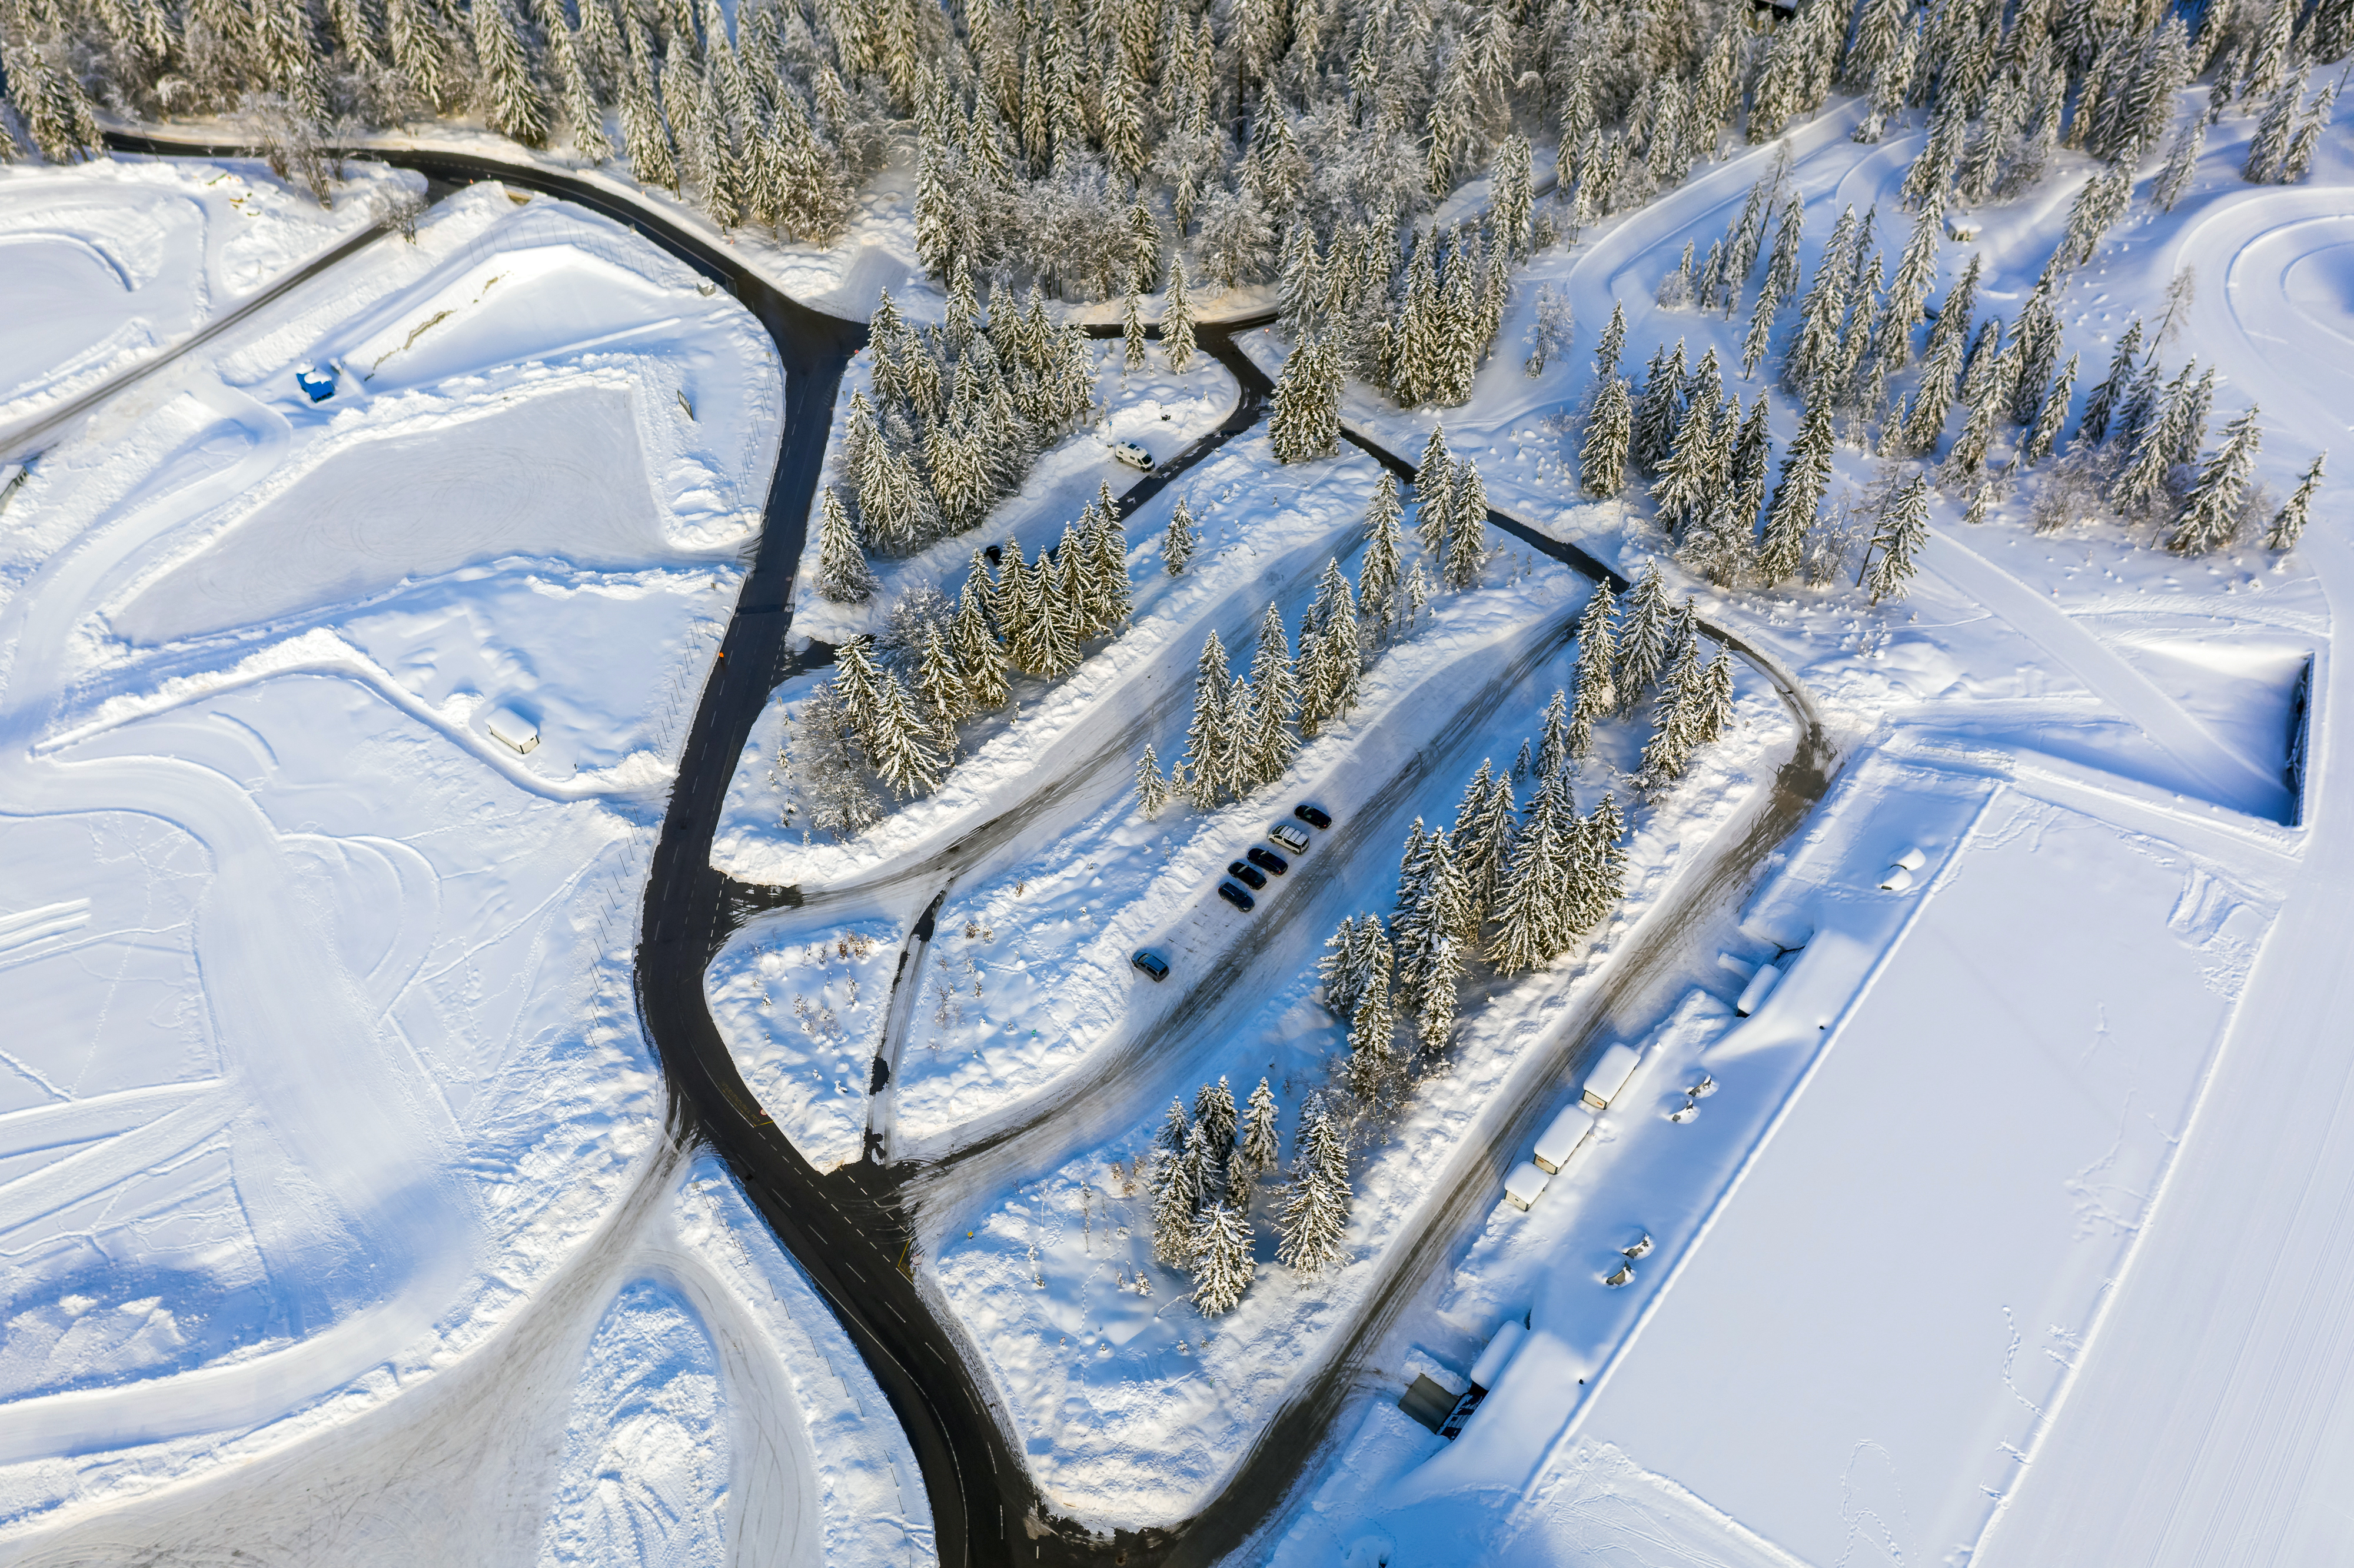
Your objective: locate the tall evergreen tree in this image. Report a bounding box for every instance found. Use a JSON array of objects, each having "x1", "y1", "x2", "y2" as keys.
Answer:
[
  {"x1": 1760, "y1": 401, "x2": 1834, "y2": 584},
  {"x1": 816, "y1": 486, "x2": 876, "y2": 602},
  {"x1": 1612, "y1": 561, "x2": 1676, "y2": 713},
  {"x1": 1442, "y1": 459, "x2": 1488, "y2": 589},
  {"x1": 1163, "y1": 258, "x2": 1198, "y2": 373},
  {"x1": 1164, "y1": 497, "x2": 1200, "y2": 576},
  {"x1": 1245, "y1": 601, "x2": 1299, "y2": 787},
  {"x1": 1275, "y1": 1096, "x2": 1351, "y2": 1274},
  {"x1": 1567, "y1": 584, "x2": 1617, "y2": 757},
  {"x1": 1181, "y1": 628, "x2": 1236, "y2": 805},
  {"x1": 1864, "y1": 473, "x2": 1932, "y2": 604},
  {"x1": 1581, "y1": 377, "x2": 1633, "y2": 497},
  {"x1": 2267, "y1": 450, "x2": 2326, "y2": 551},
  {"x1": 2169, "y1": 407, "x2": 2263, "y2": 554},
  {"x1": 1358, "y1": 473, "x2": 1404, "y2": 642}
]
